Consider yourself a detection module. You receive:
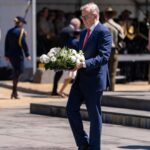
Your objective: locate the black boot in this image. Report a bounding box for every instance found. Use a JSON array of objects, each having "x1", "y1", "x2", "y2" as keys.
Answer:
[{"x1": 11, "y1": 79, "x2": 19, "y2": 99}]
